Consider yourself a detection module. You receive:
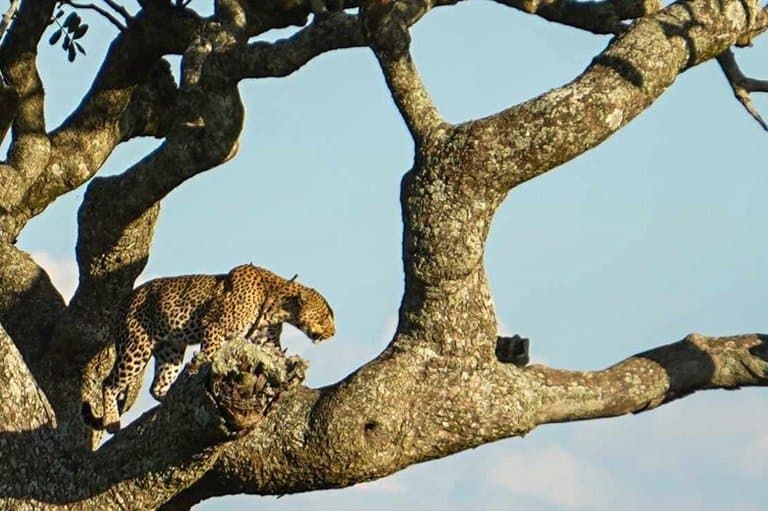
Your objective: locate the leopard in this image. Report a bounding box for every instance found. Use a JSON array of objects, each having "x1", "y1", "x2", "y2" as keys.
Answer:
[{"x1": 90, "y1": 263, "x2": 335, "y2": 433}]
